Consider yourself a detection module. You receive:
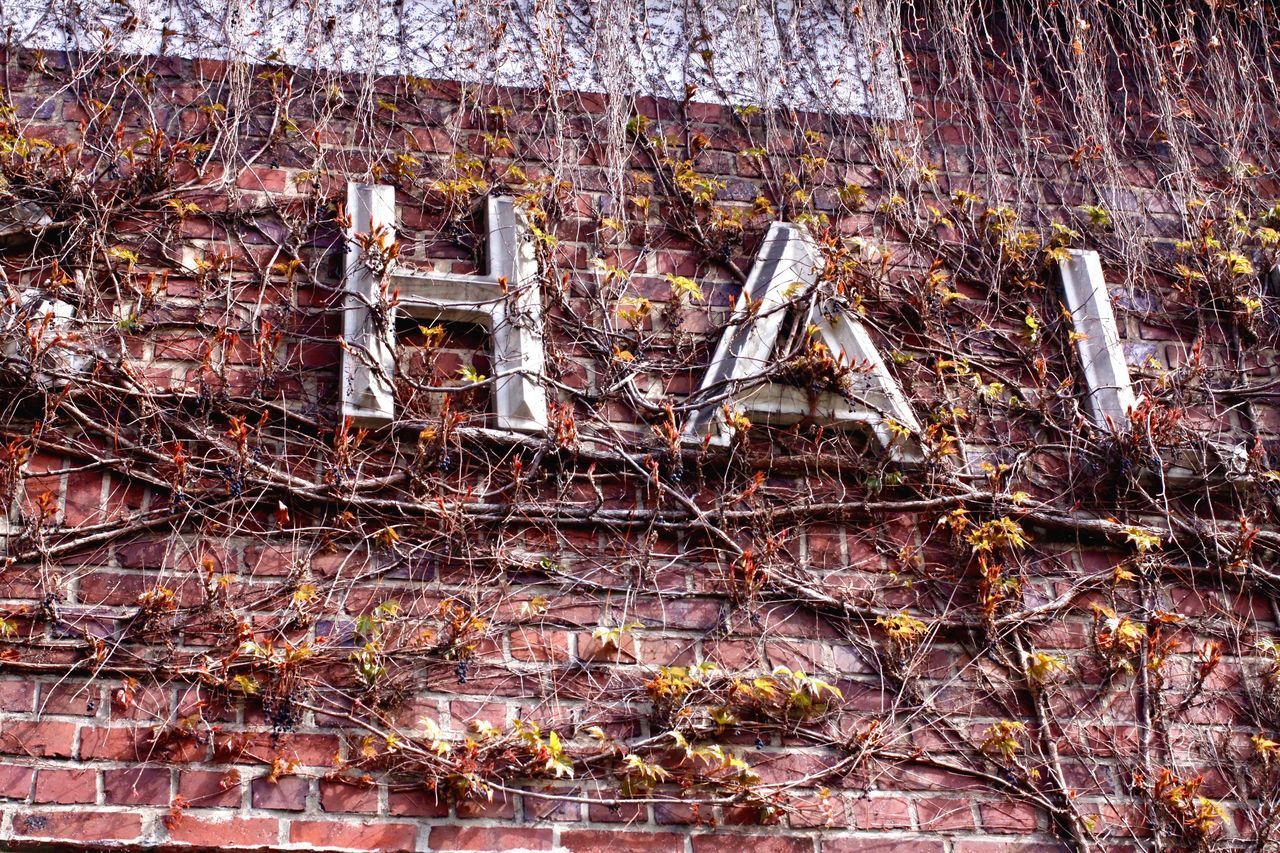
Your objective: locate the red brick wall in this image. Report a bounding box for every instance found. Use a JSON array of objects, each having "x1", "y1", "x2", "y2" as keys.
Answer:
[{"x1": 0, "y1": 37, "x2": 1278, "y2": 853}]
